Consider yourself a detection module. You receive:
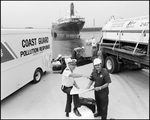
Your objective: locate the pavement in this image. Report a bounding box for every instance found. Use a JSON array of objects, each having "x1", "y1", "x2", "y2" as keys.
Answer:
[{"x1": 1, "y1": 63, "x2": 149, "y2": 119}]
